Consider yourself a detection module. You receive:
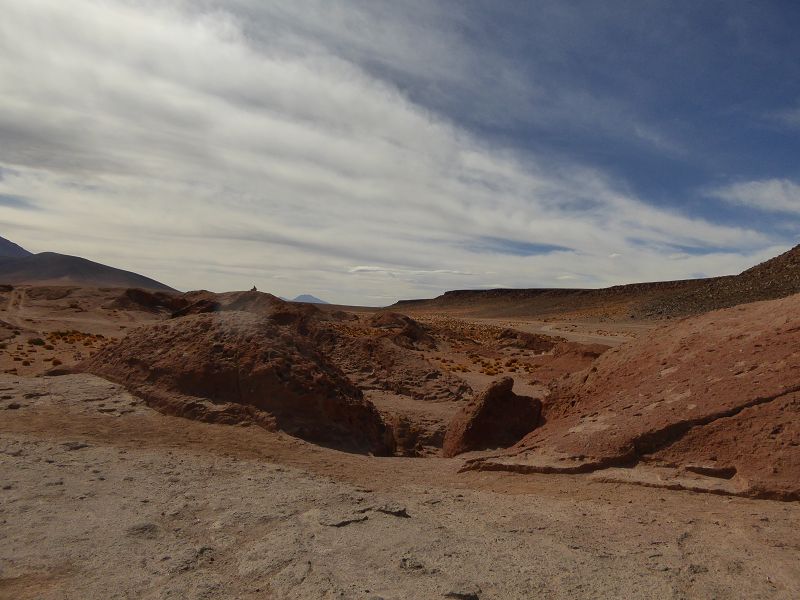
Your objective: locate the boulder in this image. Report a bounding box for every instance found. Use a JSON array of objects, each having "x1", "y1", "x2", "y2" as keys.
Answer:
[
  {"x1": 495, "y1": 328, "x2": 560, "y2": 352},
  {"x1": 443, "y1": 377, "x2": 541, "y2": 457},
  {"x1": 370, "y1": 312, "x2": 437, "y2": 350}
]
